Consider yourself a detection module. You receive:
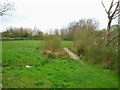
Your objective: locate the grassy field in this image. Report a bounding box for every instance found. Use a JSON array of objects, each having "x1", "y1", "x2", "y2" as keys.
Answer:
[{"x1": 2, "y1": 40, "x2": 118, "y2": 88}]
